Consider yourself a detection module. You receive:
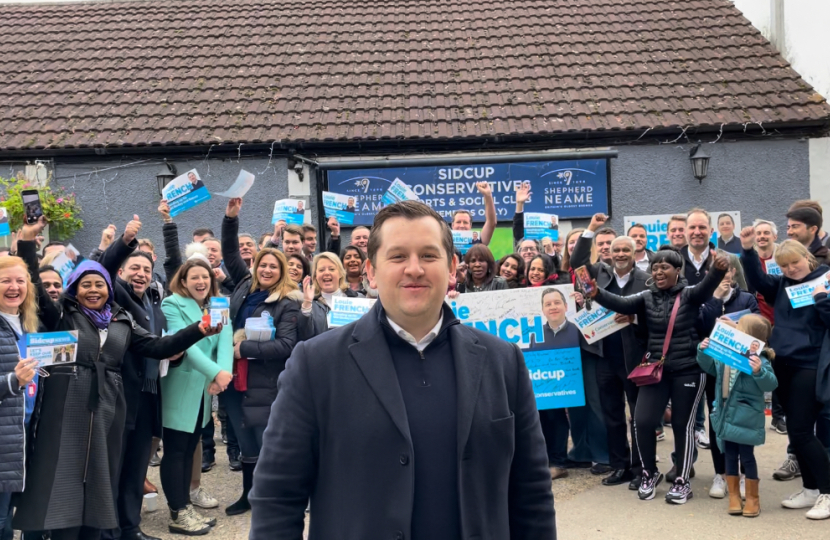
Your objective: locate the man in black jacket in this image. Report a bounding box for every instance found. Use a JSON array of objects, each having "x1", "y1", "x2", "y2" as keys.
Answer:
[
  {"x1": 250, "y1": 200, "x2": 555, "y2": 540},
  {"x1": 787, "y1": 206, "x2": 830, "y2": 266},
  {"x1": 573, "y1": 213, "x2": 650, "y2": 489},
  {"x1": 99, "y1": 216, "x2": 168, "y2": 540}
]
